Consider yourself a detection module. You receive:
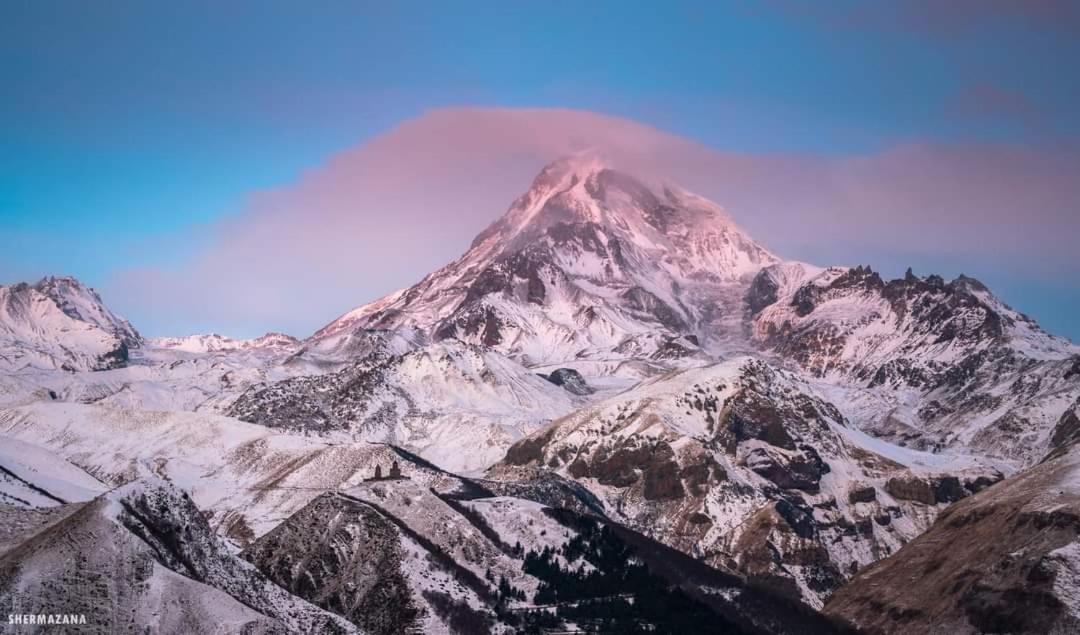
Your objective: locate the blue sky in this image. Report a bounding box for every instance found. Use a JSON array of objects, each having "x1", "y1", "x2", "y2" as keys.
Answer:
[{"x1": 2, "y1": 1, "x2": 1078, "y2": 339}]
